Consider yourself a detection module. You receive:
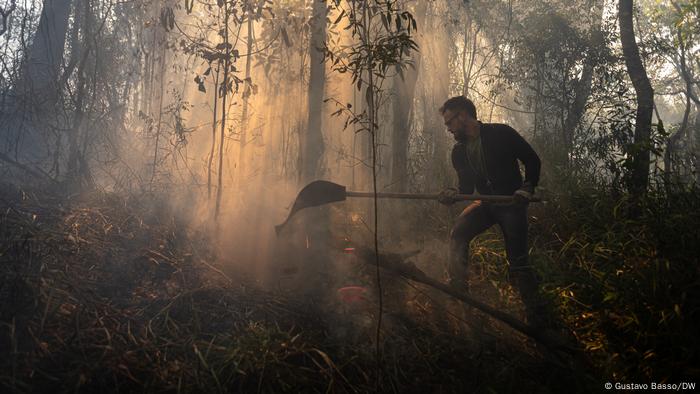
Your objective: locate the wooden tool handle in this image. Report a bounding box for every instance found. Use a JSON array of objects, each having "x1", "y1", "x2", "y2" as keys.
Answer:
[{"x1": 345, "y1": 191, "x2": 542, "y2": 203}]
